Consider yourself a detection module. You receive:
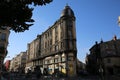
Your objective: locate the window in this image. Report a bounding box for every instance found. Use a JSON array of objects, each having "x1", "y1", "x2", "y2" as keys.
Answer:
[
  {"x1": 68, "y1": 9, "x2": 71, "y2": 15},
  {"x1": 55, "y1": 36, "x2": 58, "y2": 42},
  {"x1": 107, "y1": 58, "x2": 111, "y2": 63},
  {"x1": 61, "y1": 42, "x2": 63, "y2": 49},
  {"x1": 48, "y1": 32, "x2": 49, "y2": 37},
  {"x1": 55, "y1": 45, "x2": 59, "y2": 51},
  {"x1": 45, "y1": 34, "x2": 47, "y2": 39},
  {"x1": 105, "y1": 44, "x2": 109, "y2": 49},
  {"x1": 56, "y1": 46, "x2": 59, "y2": 51},
  {"x1": 0, "y1": 43, "x2": 4, "y2": 48},
  {"x1": 68, "y1": 56, "x2": 74, "y2": 61},
  {"x1": 60, "y1": 27, "x2": 63, "y2": 38},
  {"x1": 50, "y1": 47, "x2": 52, "y2": 52},
  {"x1": 0, "y1": 33, "x2": 6, "y2": 41},
  {"x1": 50, "y1": 30, "x2": 52, "y2": 37},
  {"x1": 45, "y1": 61, "x2": 47, "y2": 64},
  {"x1": 48, "y1": 41, "x2": 49, "y2": 47},
  {"x1": 55, "y1": 27, "x2": 58, "y2": 42},
  {"x1": 45, "y1": 42, "x2": 47, "y2": 48},
  {"x1": 55, "y1": 58, "x2": 58, "y2": 63},
  {"x1": 50, "y1": 59, "x2": 53, "y2": 63},
  {"x1": 69, "y1": 41, "x2": 73, "y2": 49},
  {"x1": 62, "y1": 57, "x2": 65, "y2": 62},
  {"x1": 68, "y1": 27, "x2": 73, "y2": 39},
  {"x1": 55, "y1": 26, "x2": 58, "y2": 34},
  {"x1": 47, "y1": 60, "x2": 50, "y2": 64},
  {"x1": 50, "y1": 39, "x2": 52, "y2": 45}
]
